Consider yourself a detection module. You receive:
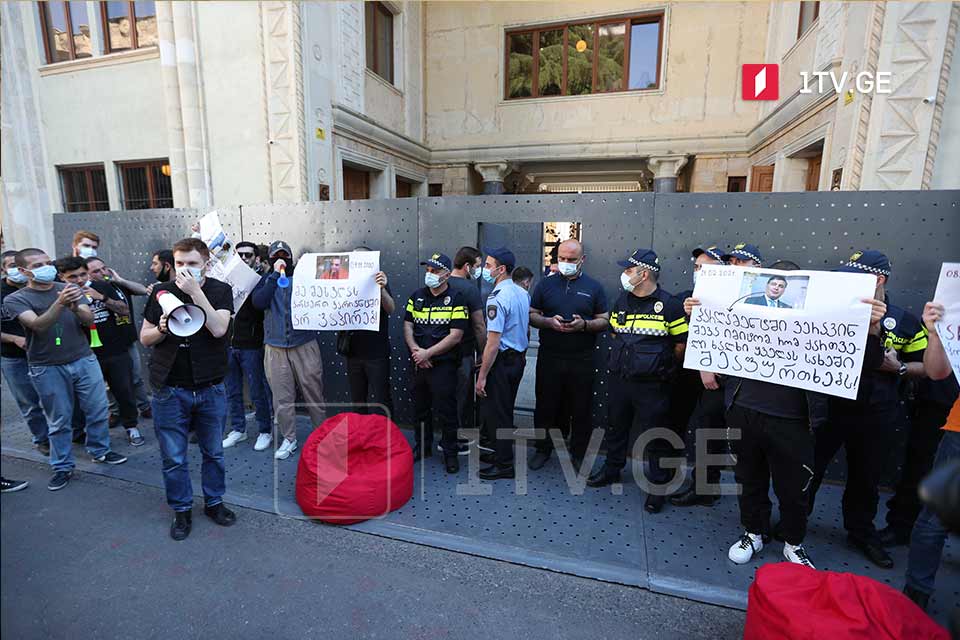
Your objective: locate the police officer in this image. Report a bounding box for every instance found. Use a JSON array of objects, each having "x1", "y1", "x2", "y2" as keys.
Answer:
[
  {"x1": 724, "y1": 242, "x2": 763, "y2": 268},
  {"x1": 528, "y1": 239, "x2": 609, "y2": 471},
  {"x1": 475, "y1": 247, "x2": 530, "y2": 480},
  {"x1": 808, "y1": 250, "x2": 927, "y2": 569},
  {"x1": 586, "y1": 249, "x2": 688, "y2": 514},
  {"x1": 404, "y1": 252, "x2": 469, "y2": 473},
  {"x1": 671, "y1": 244, "x2": 729, "y2": 508}
]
